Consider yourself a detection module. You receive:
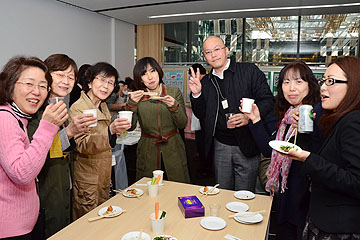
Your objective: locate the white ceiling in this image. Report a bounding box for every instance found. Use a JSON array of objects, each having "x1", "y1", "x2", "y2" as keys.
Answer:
[{"x1": 57, "y1": 0, "x2": 360, "y2": 25}]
